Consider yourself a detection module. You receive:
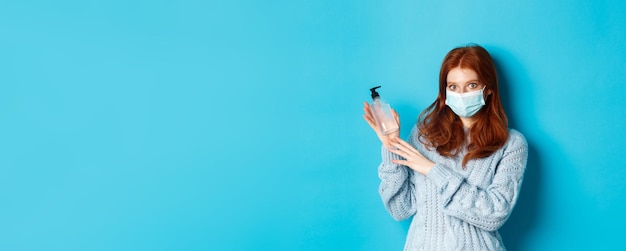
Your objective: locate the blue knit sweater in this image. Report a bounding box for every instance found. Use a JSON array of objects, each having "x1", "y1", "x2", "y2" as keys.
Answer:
[{"x1": 378, "y1": 126, "x2": 528, "y2": 251}]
